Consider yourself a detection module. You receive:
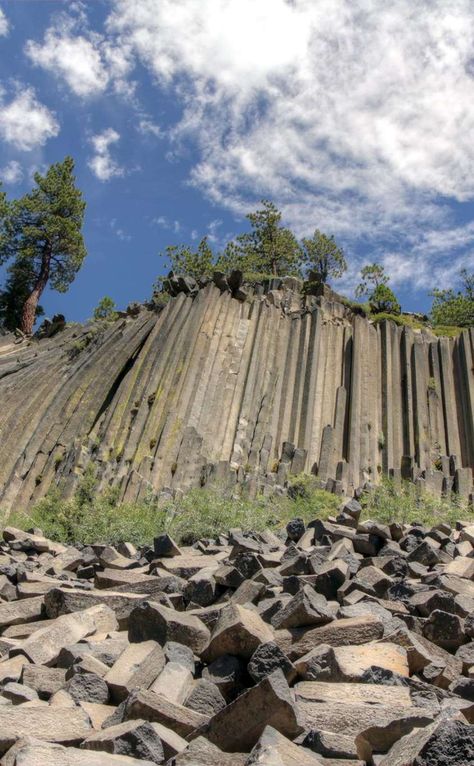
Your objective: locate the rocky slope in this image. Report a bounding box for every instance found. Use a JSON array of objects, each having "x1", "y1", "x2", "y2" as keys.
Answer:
[
  {"x1": 0, "y1": 275, "x2": 472, "y2": 512},
  {"x1": 0, "y1": 503, "x2": 472, "y2": 763}
]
